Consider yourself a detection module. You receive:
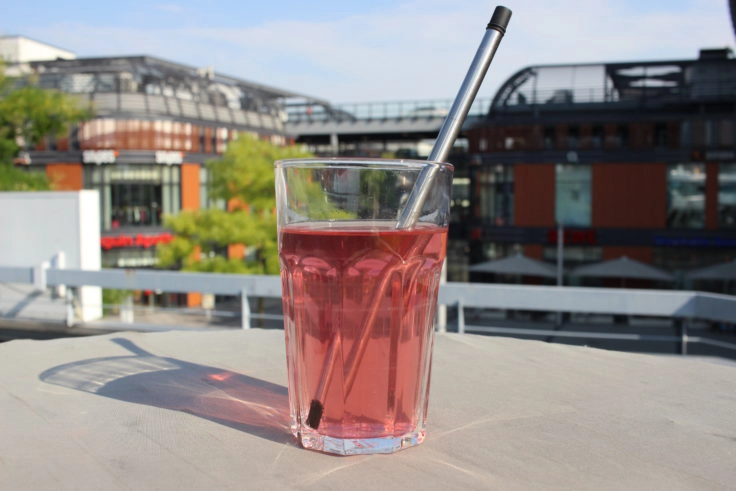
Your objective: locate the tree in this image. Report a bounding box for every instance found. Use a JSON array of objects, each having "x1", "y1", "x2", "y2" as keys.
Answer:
[
  {"x1": 157, "y1": 133, "x2": 313, "y2": 274},
  {"x1": 0, "y1": 62, "x2": 89, "y2": 190}
]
